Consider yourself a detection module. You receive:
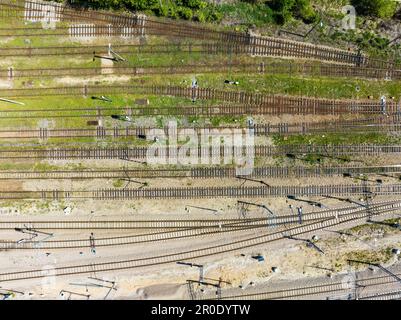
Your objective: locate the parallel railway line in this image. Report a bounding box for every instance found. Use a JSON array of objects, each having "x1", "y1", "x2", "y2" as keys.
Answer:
[
  {"x1": 0, "y1": 144, "x2": 398, "y2": 160},
  {"x1": 2, "y1": 202, "x2": 400, "y2": 250},
  {"x1": 210, "y1": 271, "x2": 401, "y2": 300},
  {"x1": 0, "y1": 203, "x2": 394, "y2": 283},
  {"x1": 0, "y1": 183, "x2": 400, "y2": 200},
  {"x1": 2, "y1": 199, "x2": 397, "y2": 230},
  {"x1": 0, "y1": 105, "x2": 395, "y2": 120},
  {"x1": 1, "y1": 116, "x2": 401, "y2": 139},
  {"x1": 0, "y1": 221, "x2": 273, "y2": 250},
  {"x1": 0, "y1": 165, "x2": 400, "y2": 180},
  {"x1": 2, "y1": 62, "x2": 400, "y2": 80},
  {"x1": 0, "y1": 85, "x2": 395, "y2": 115}
]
